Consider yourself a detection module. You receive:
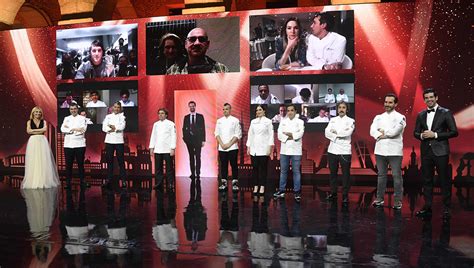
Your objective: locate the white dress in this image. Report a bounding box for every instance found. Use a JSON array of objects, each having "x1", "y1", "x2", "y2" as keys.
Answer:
[{"x1": 22, "y1": 120, "x2": 60, "y2": 189}]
